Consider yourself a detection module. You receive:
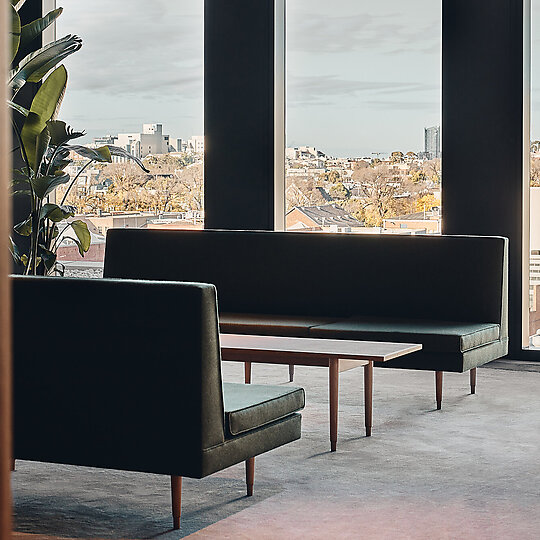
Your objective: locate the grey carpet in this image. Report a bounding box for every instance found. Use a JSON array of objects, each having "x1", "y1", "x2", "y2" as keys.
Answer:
[{"x1": 11, "y1": 360, "x2": 540, "y2": 539}]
